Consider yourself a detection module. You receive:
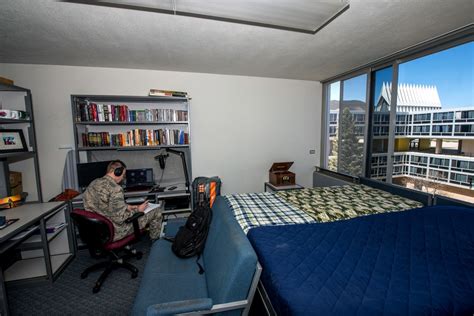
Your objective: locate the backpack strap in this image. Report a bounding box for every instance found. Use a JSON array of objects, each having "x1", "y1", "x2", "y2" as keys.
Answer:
[{"x1": 196, "y1": 254, "x2": 205, "y2": 274}]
